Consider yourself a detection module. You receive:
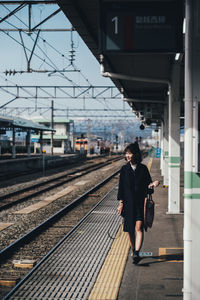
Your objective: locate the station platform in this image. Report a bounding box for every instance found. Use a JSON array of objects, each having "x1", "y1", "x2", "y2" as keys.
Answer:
[
  {"x1": 3, "y1": 158, "x2": 184, "y2": 300},
  {"x1": 0, "y1": 153, "x2": 84, "y2": 177}
]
